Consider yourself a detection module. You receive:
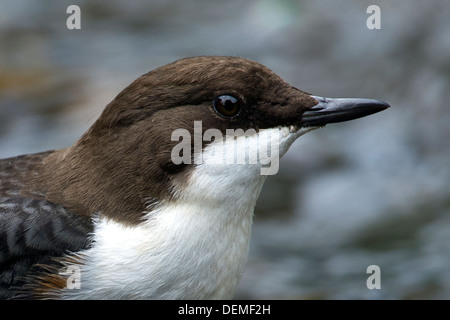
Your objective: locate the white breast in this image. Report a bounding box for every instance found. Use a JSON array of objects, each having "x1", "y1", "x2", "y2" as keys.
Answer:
[{"x1": 58, "y1": 127, "x2": 314, "y2": 299}]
